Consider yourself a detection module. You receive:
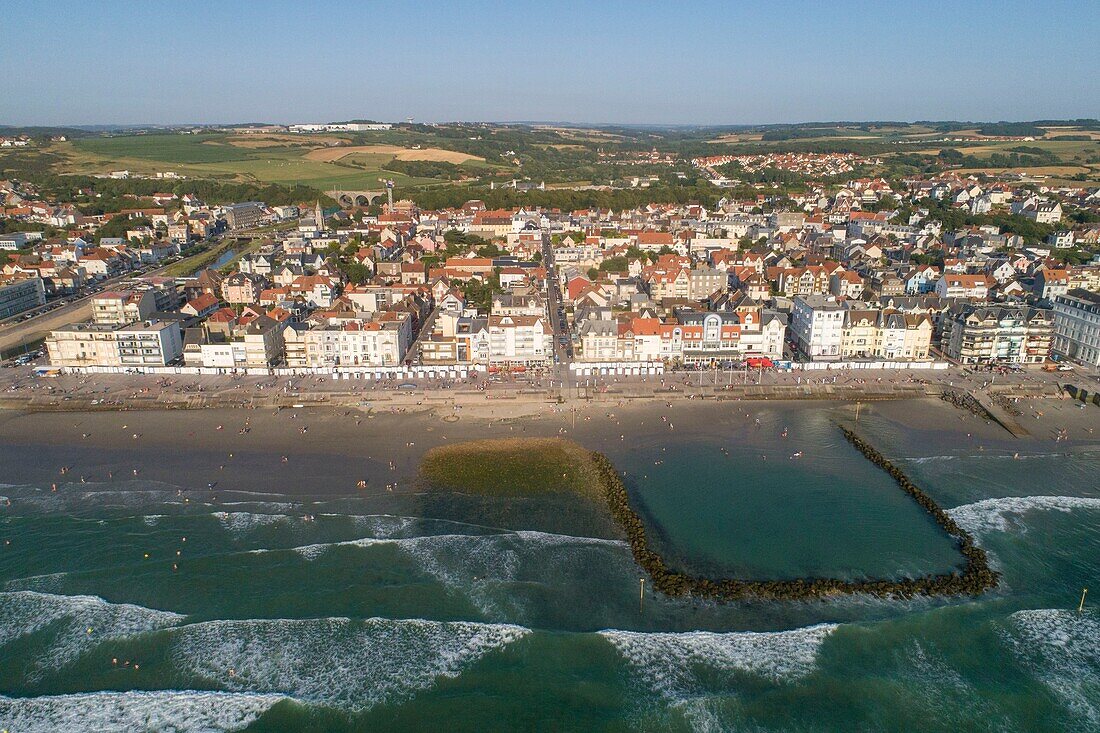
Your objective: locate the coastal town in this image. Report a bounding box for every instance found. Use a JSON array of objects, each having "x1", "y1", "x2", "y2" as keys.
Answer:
[
  {"x1": 1, "y1": 167, "x2": 1098, "y2": 388},
  {"x1": 3, "y1": 1, "x2": 1100, "y2": 728}
]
